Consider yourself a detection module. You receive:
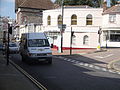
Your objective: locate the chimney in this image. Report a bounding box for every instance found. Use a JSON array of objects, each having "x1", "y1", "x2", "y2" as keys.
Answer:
[
  {"x1": 103, "y1": 1, "x2": 107, "y2": 11},
  {"x1": 117, "y1": 1, "x2": 120, "y2": 5}
]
